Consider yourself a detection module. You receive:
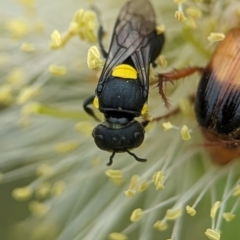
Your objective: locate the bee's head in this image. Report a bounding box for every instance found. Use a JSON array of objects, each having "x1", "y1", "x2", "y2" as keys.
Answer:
[{"x1": 92, "y1": 120, "x2": 146, "y2": 166}]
